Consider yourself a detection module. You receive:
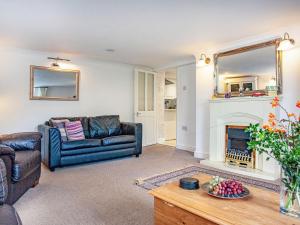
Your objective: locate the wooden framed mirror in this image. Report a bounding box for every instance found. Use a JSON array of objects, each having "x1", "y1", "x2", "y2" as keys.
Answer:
[
  {"x1": 30, "y1": 65, "x2": 80, "y2": 101},
  {"x1": 214, "y1": 39, "x2": 282, "y2": 97}
]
